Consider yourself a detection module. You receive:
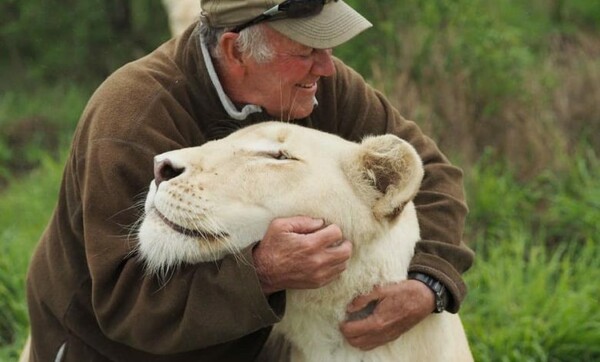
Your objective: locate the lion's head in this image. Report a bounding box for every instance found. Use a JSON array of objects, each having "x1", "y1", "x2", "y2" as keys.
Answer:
[{"x1": 137, "y1": 122, "x2": 423, "y2": 275}]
